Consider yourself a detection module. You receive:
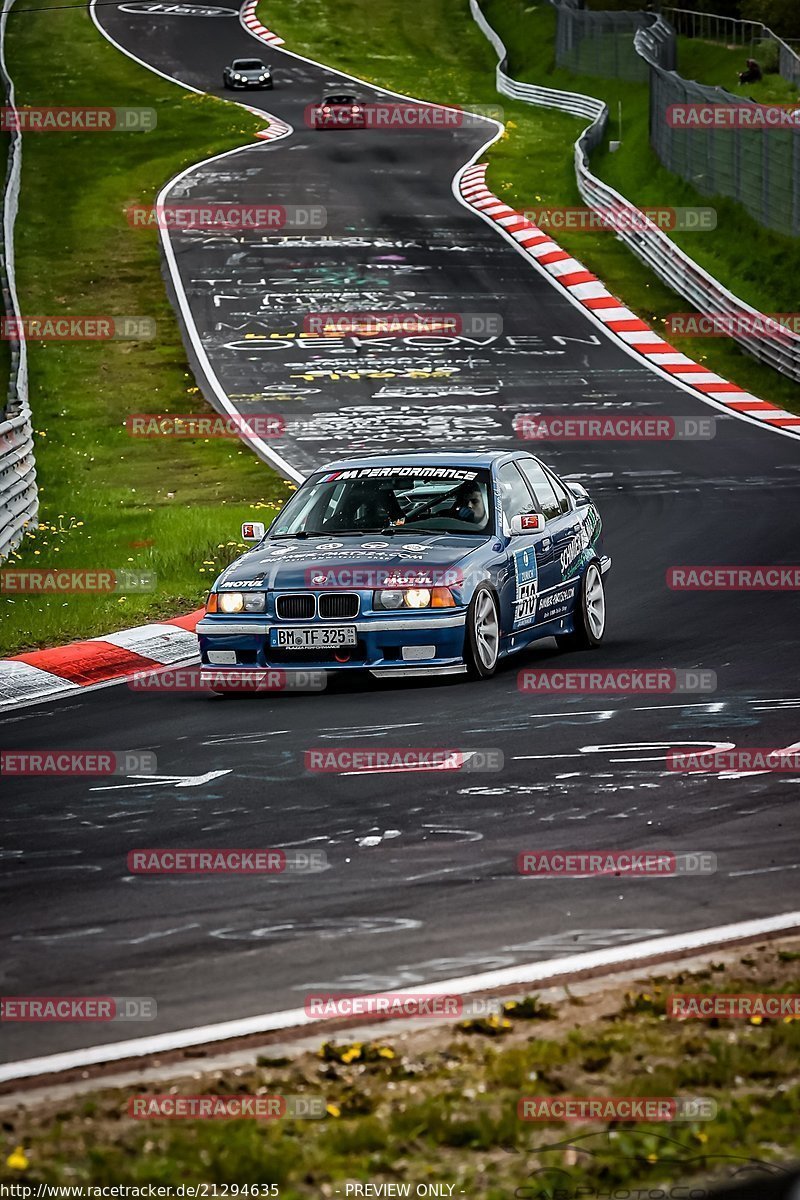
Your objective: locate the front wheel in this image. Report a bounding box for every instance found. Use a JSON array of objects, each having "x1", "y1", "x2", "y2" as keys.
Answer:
[
  {"x1": 464, "y1": 585, "x2": 501, "y2": 679},
  {"x1": 555, "y1": 562, "x2": 606, "y2": 651}
]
